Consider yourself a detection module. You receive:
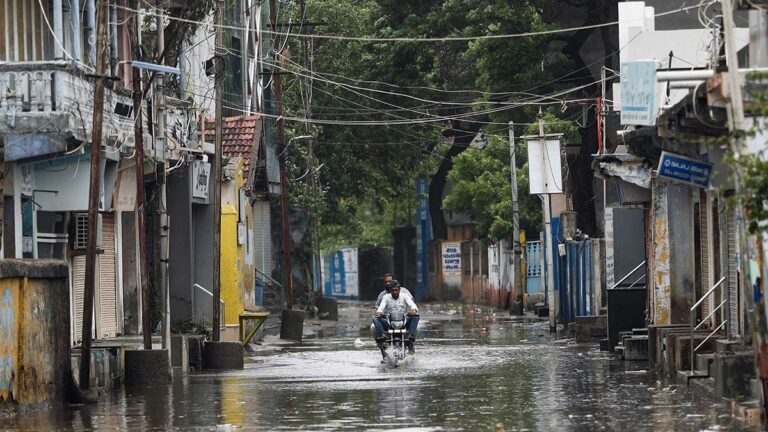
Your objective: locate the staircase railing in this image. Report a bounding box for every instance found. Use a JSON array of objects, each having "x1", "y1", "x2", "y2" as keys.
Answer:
[
  {"x1": 192, "y1": 283, "x2": 225, "y2": 327},
  {"x1": 689, "y1": 276, "x2": 728, "y2": 372},
  {"x1": 611, "y1": 260, "x2": 646, "y2": 289}
]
